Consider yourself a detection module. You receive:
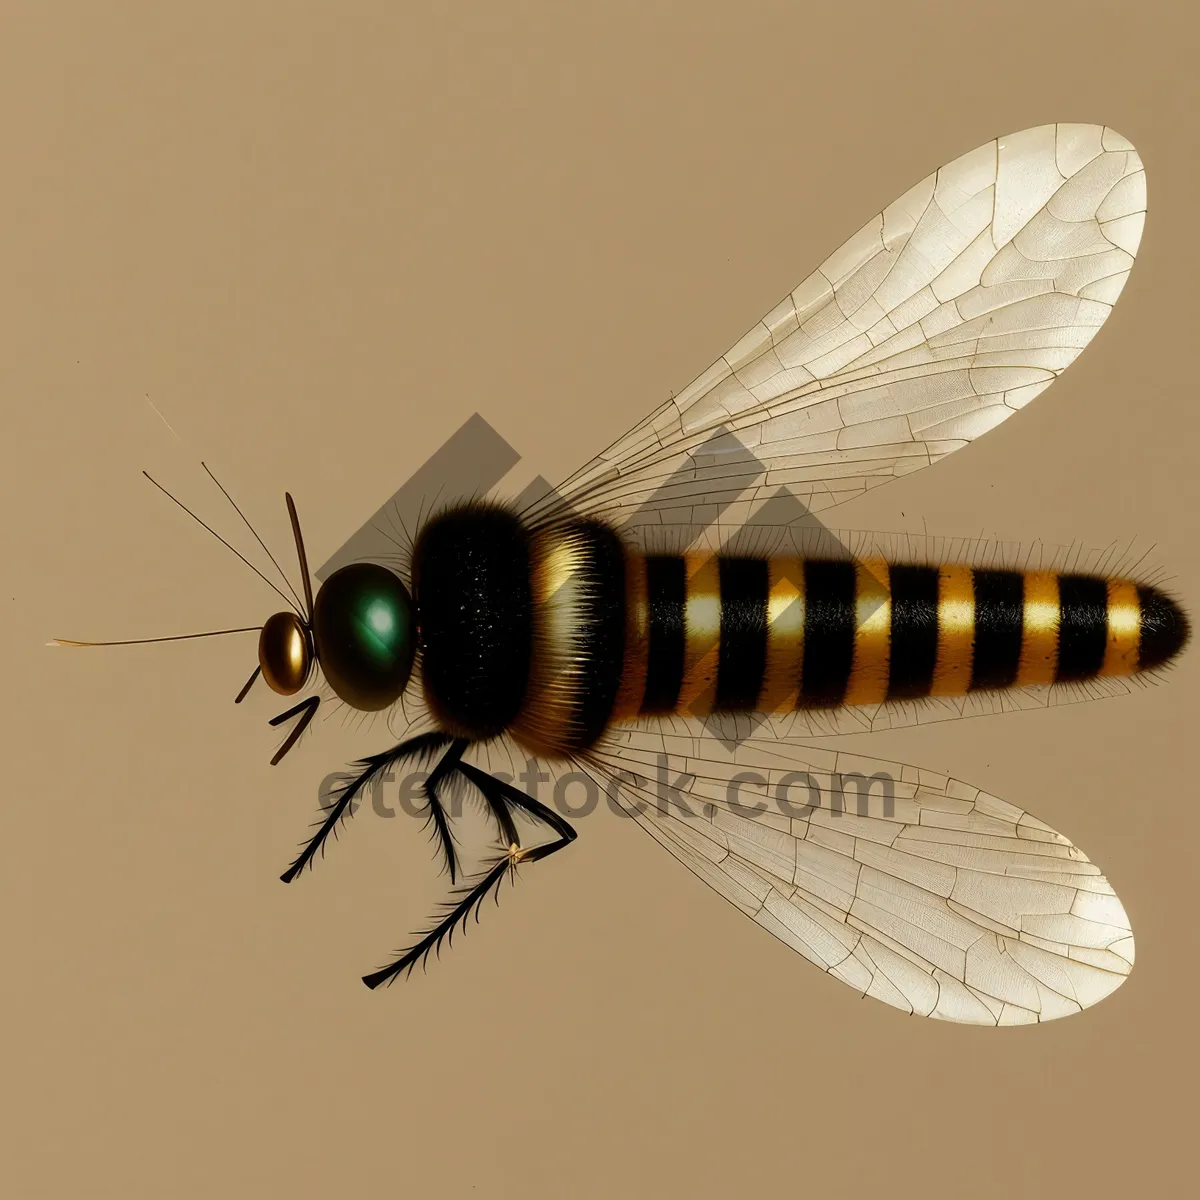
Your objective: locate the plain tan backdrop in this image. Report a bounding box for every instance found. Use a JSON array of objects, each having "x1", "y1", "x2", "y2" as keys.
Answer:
[{"x1": 4, "y1": 3, "x2": 1197, "y2": 1197}]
